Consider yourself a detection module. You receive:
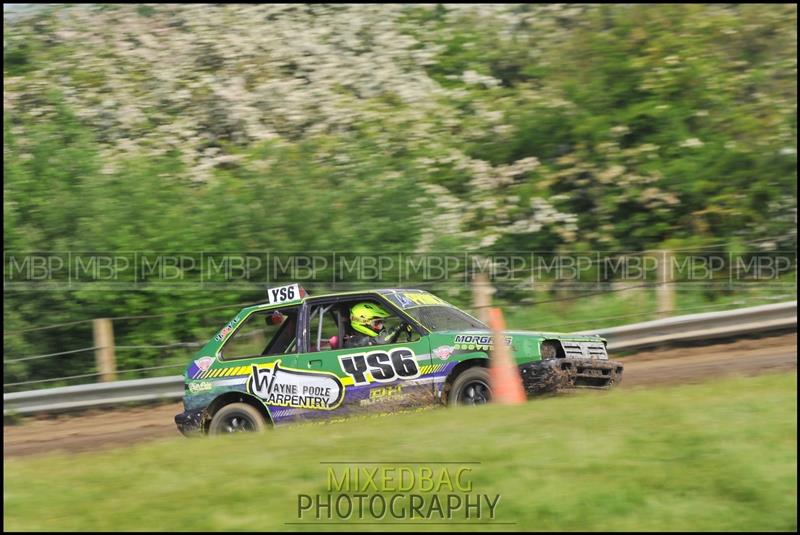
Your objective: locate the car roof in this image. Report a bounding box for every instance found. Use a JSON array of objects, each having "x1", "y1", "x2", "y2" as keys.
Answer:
[{"x1": 306, "y1": 288, "x2": 427, "y2": 300}]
